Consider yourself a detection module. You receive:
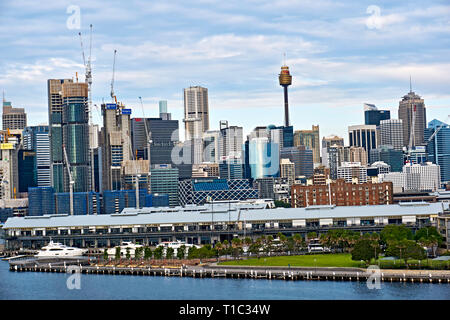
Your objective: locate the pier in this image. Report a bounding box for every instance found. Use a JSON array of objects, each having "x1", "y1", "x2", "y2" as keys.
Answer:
[{"x1": 7, "y1": 258, "x2": 450, "y2": 284}]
